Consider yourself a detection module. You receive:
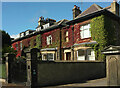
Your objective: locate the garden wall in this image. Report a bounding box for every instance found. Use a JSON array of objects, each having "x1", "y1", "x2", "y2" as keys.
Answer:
[{"x1": 37, "y1": 61, "x2": 106, "y2": 86}]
